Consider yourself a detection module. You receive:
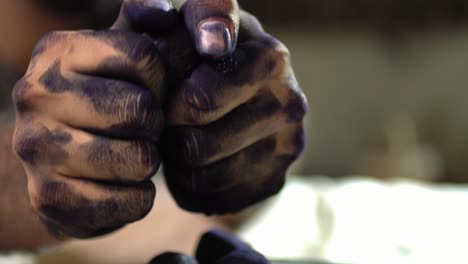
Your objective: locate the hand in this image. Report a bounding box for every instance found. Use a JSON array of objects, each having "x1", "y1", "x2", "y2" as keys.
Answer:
[
  {"x1": 162, "y1": 0, "x2": 308, "y2": 214},
  {"x1": 11, "y1": 0, "x2": 177, "y2": 238}
]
